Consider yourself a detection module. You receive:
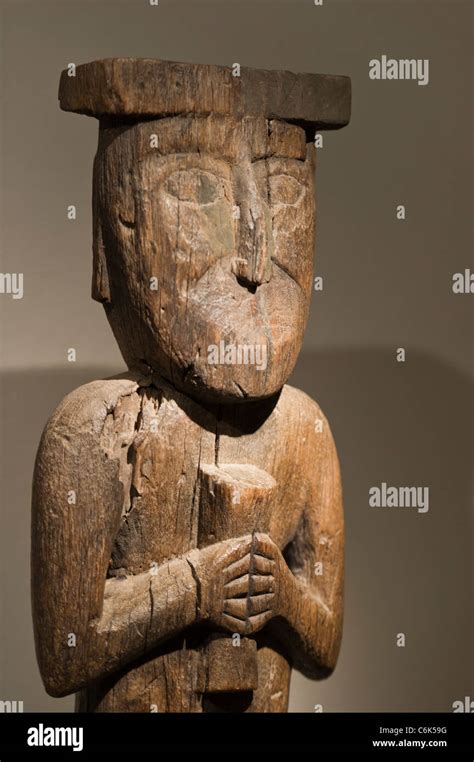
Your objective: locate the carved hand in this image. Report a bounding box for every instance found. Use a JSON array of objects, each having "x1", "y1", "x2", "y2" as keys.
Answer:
[{"x1": 191, "y1": 532, "x2": 293, "y2": 636}]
